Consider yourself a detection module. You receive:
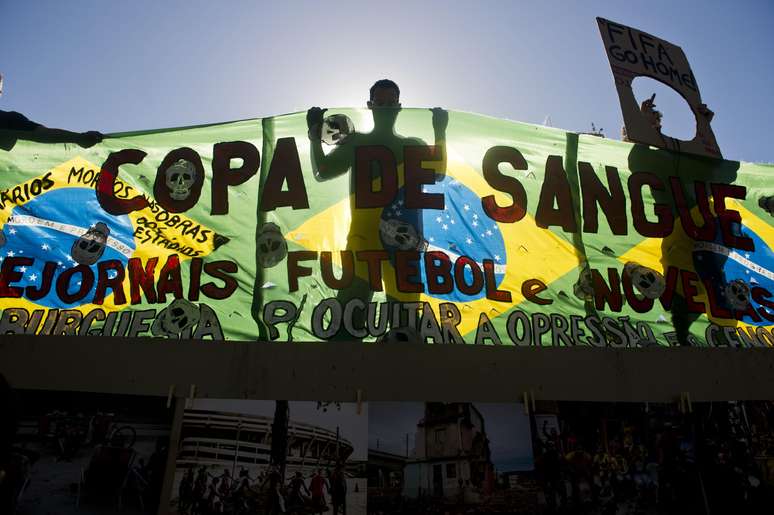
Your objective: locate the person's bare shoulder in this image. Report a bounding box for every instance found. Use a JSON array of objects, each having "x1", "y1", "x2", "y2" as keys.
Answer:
[{"x1": 404, "y1": 136, "x2": 428, "y2": 147}]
